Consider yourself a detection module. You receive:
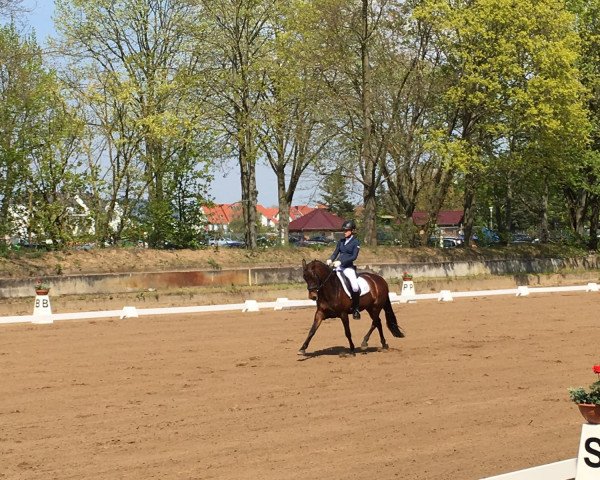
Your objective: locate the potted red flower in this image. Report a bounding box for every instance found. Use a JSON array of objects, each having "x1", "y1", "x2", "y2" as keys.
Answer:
[
  {"x1": 568, "y1": 366, "x2": 600, "y2": 424},
  {"x1": 402, "y1": 272, "x2": 413, "y2": 281},
  {"x1": 34, "y1": 279, "x2": 50, "y2": 296}
]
